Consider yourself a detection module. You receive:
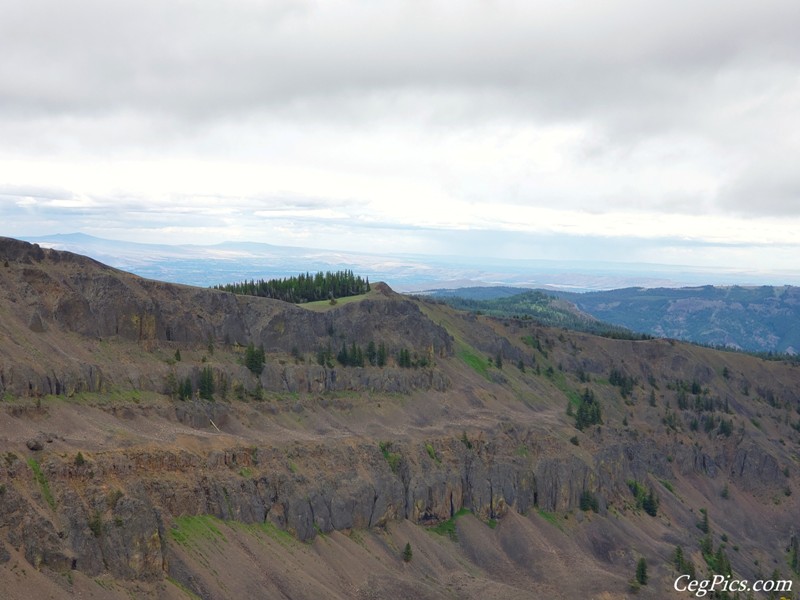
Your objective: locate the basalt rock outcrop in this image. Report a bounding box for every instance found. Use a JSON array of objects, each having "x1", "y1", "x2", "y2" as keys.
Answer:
[
  {"x1": 2, "y1": 237, "x2": 800, "y2": 597},
  {"x1": 0, "y1": 427, "x2": 680, "y2": 581},
  {"x1": 0, "y1": 237, "x2": 453, "y2": 399}
]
